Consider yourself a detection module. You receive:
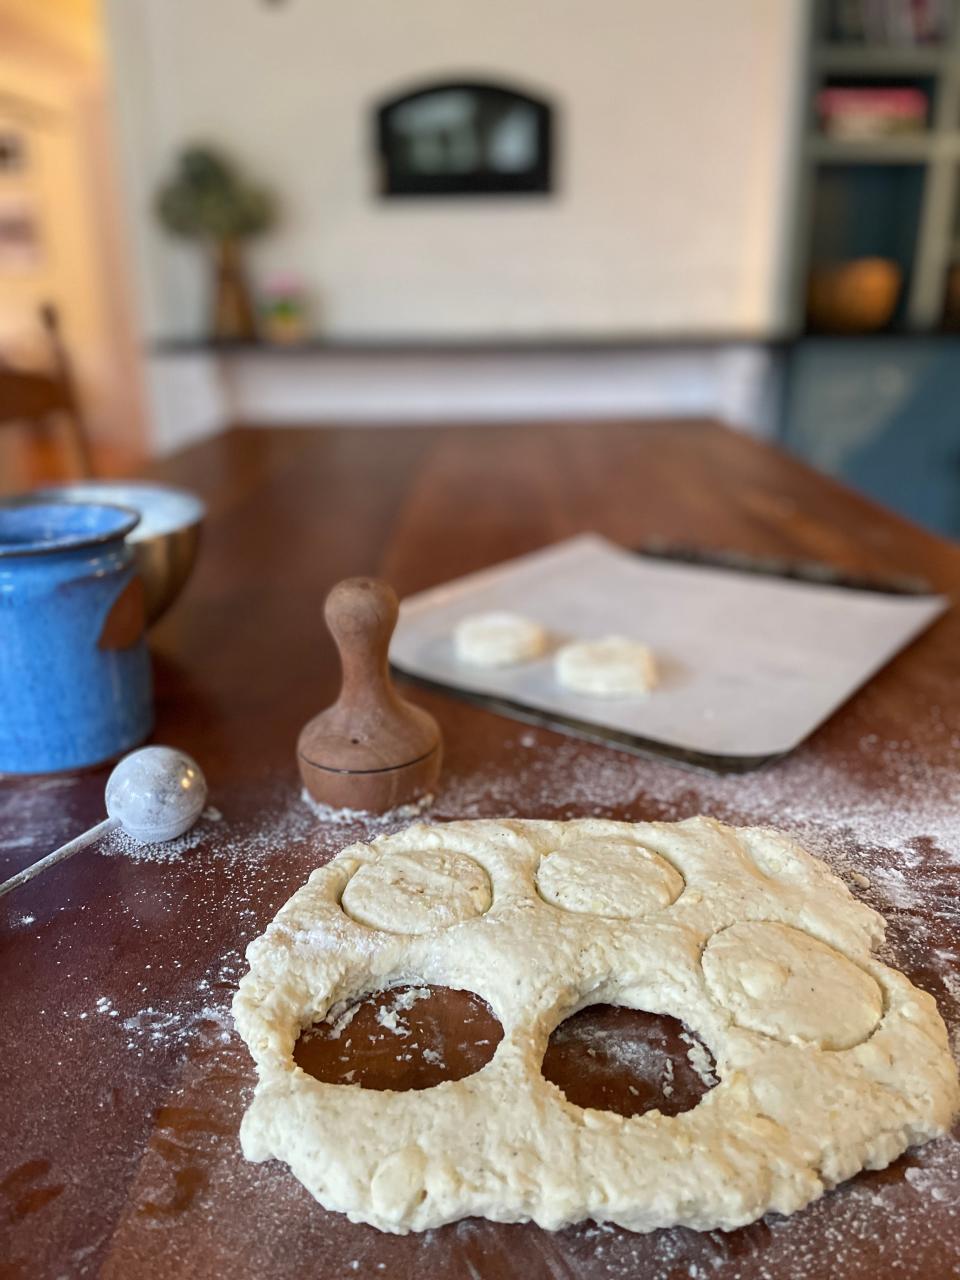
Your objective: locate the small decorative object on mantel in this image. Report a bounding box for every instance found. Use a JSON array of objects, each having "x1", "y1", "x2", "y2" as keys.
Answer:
[
  {"x1": 261, "y1": 273, "x2": 309, "y2": 344},
  {"x1": 155, "y1": 145, "x2": 275, "y2": 342},
  {"x1": 806, "y1": 257, "x2": 902, "y2": 333}
]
